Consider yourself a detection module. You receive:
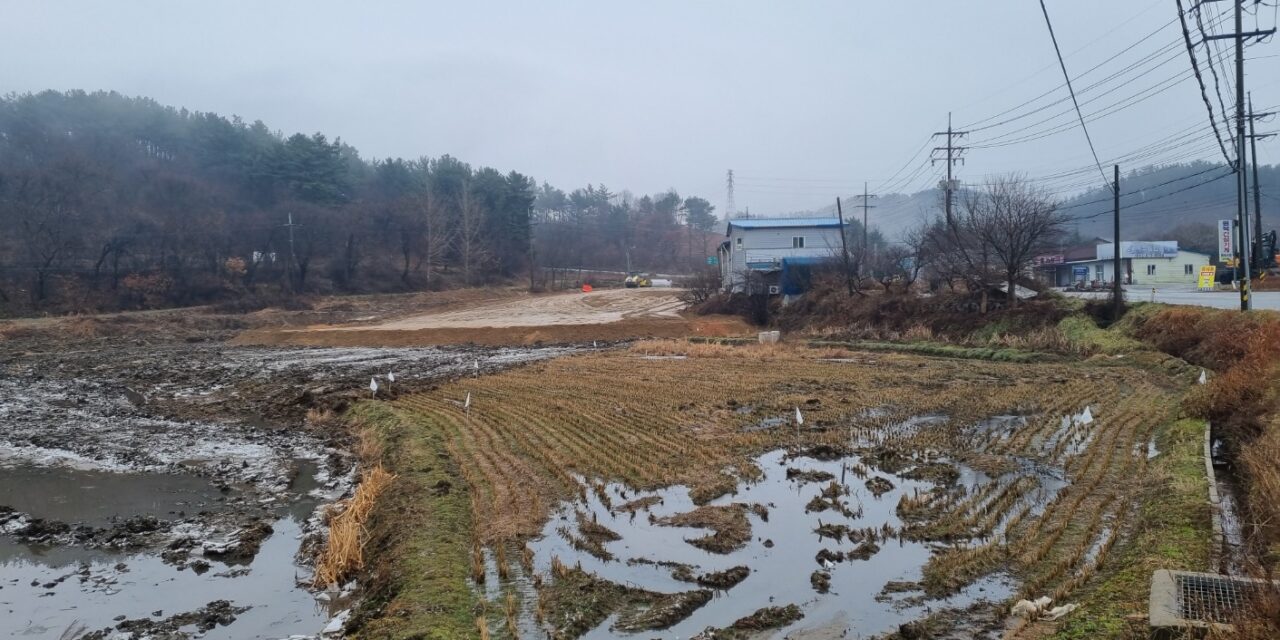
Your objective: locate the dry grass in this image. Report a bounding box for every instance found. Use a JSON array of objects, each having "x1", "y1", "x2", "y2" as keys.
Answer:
[
  {"x1": 314, "y1": 465, "x2": 397, "y2": 587},
  {"x1": 391, "y1": 345, "x2": 1178, "y2": 582},
  {"x1": 1132, "y1": 307, "x2": 1280, "y2": 568}
]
